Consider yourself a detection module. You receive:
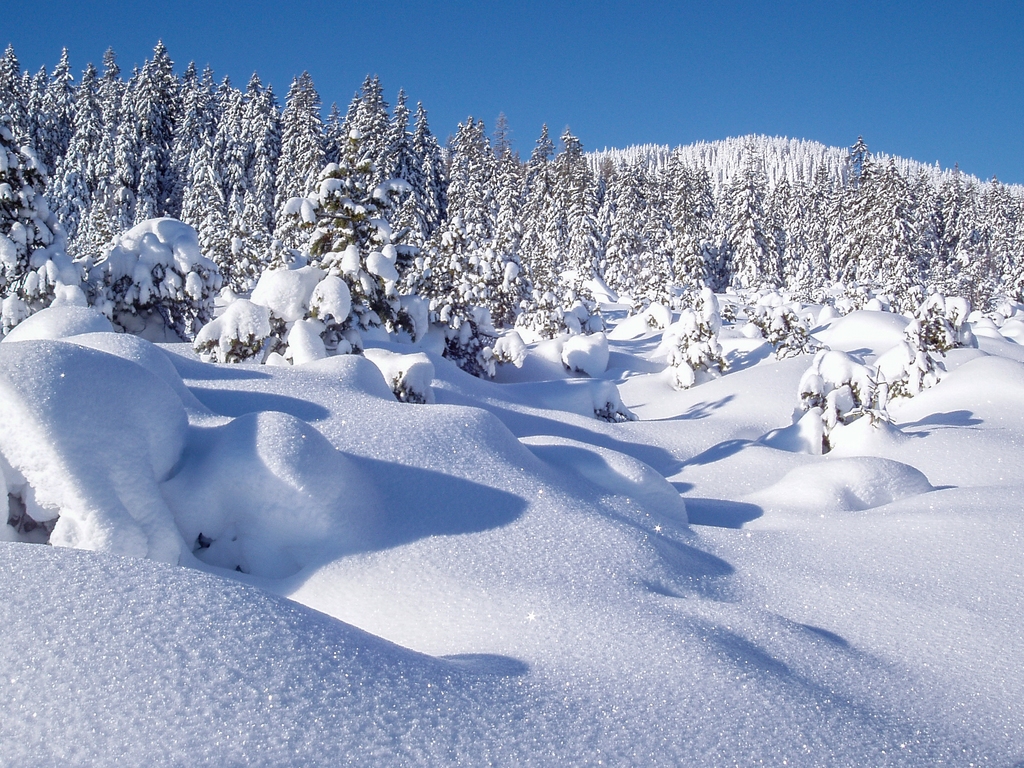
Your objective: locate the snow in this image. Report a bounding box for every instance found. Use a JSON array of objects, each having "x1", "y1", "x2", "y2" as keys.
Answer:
[
  {"x1": 2, "y1": 299, "x2": 1024, "y2": 765},
  {"x1": 250, "y1": 265, "x2": 324, "y2": 324},
  {"x1": 1, "y1": 304, "x2": 113, "y2": 342}
]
